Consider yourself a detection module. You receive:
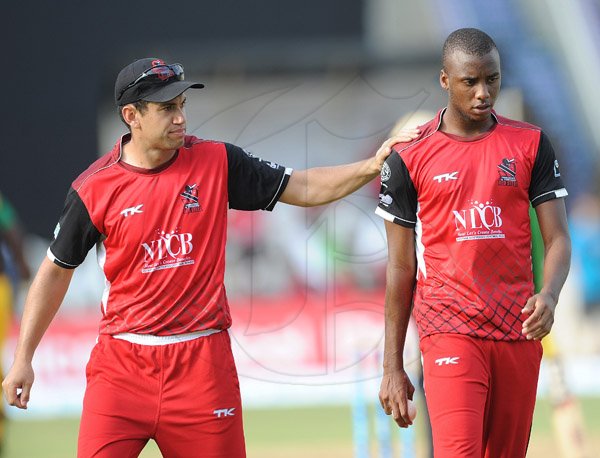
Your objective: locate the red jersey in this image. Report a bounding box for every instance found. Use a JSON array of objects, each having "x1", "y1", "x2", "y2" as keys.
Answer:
[
  {"x1": 48, "y1": 135, "x2": 291, "y2": 336},
  {"x1": 376, "y1": 109, "x2": 567, "y2": 341}
]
